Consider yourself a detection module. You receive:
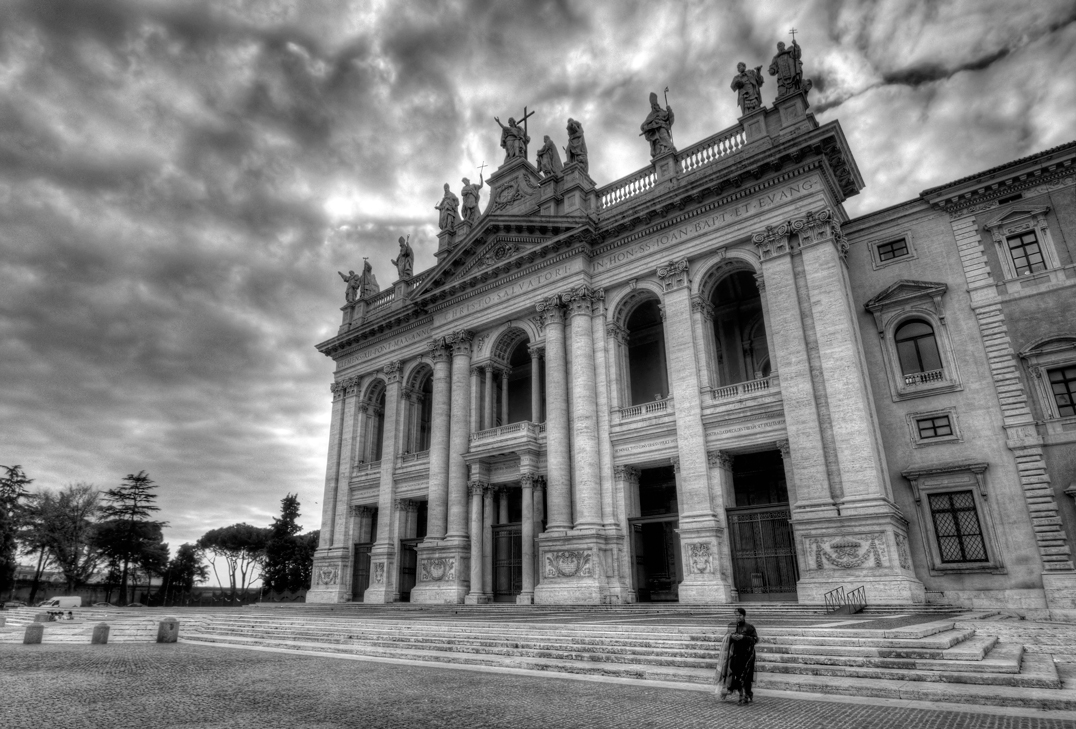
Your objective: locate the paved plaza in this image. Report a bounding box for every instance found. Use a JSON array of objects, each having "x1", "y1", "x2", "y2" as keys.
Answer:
[{"x1": 2, "y1": 641, "x2": 1074, "y2": 729}]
